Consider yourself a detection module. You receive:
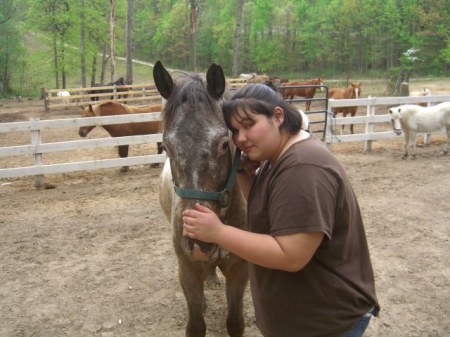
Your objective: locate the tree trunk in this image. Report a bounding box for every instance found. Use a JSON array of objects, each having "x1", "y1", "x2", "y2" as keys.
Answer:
[
  {"x1": 126, "y1": 0, "x2": 133, "y2": 84},
  {"x1": 80, "y1": 0, "x2": 86, "y2": 88},
  {"x1": 110, "y1": 0, "x2": 116, "y2": 82},
  {"x1": 189, "y1": 0, "x2": 199, "y2": 71},
  {"x1": 90, "y1": 55, "x2": 97, "y2": 86},
  {"x1": 232, "y1": 0, "x2": 244, "y2": 77},
  {"x1": 53, "y1": 36, "x2": 59, "y2": 89}
]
